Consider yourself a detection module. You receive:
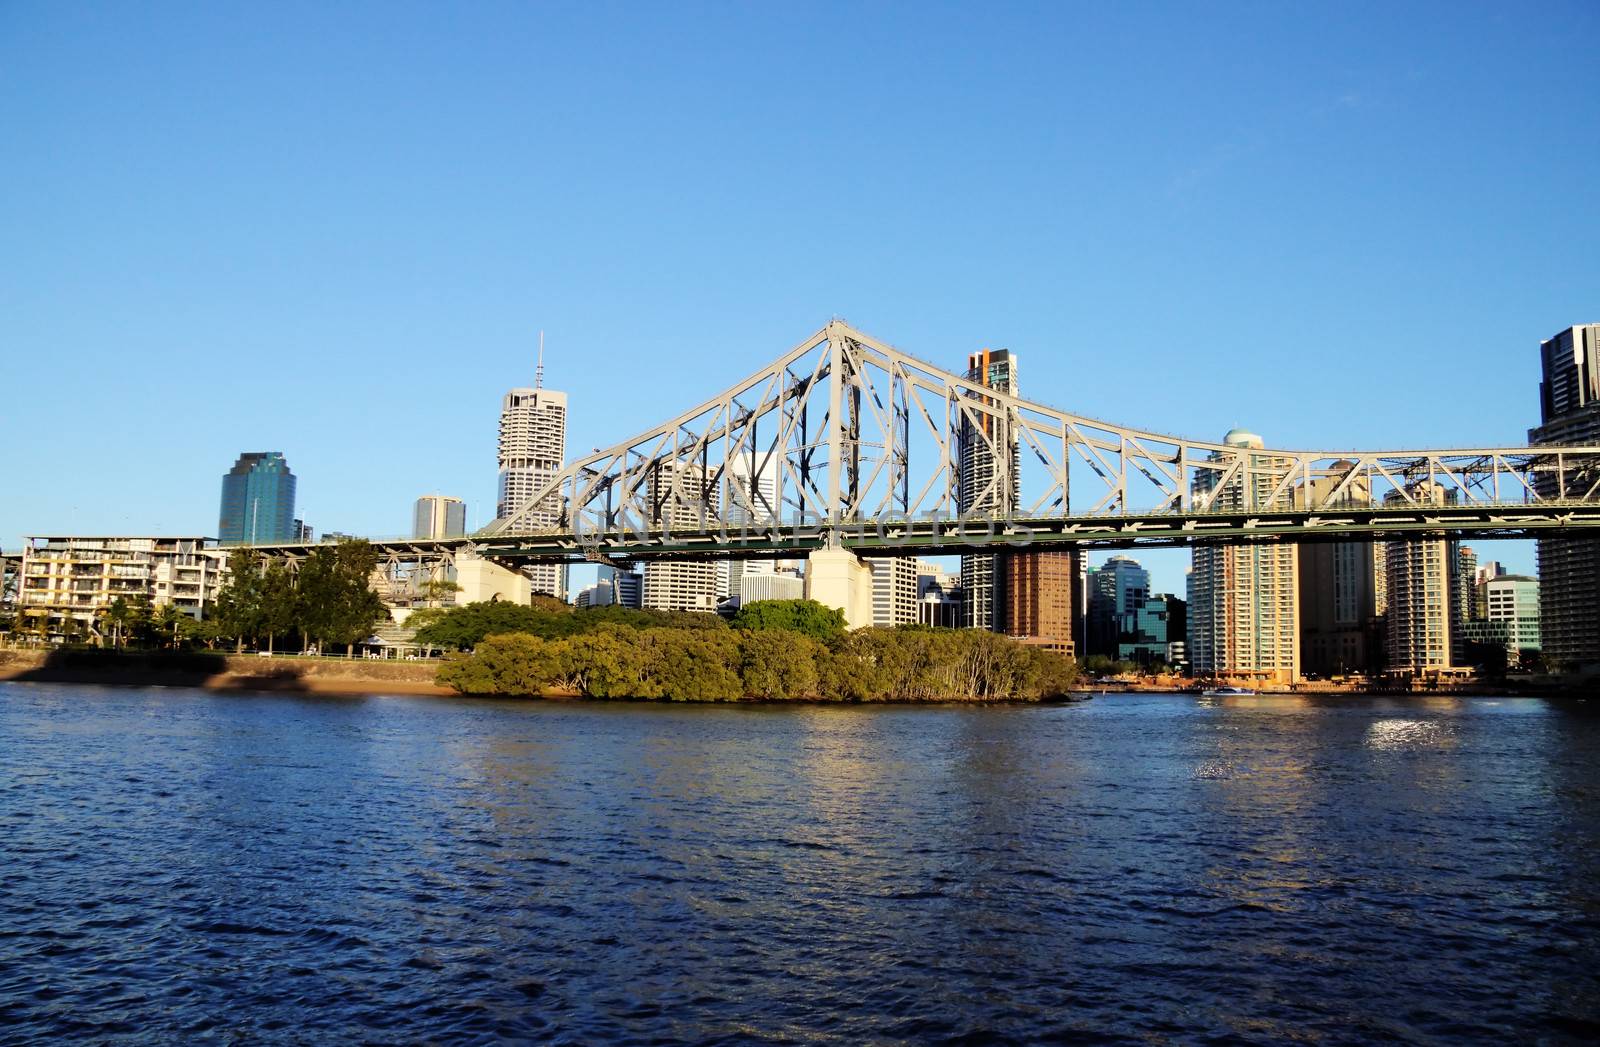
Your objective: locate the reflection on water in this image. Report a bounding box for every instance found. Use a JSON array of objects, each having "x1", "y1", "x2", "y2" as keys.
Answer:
[
  {"x1": 1365, "y1": 717, "x2": 1455, "y2": 750},
  {"x1": 2, "y1": 684, "x2": 1599, "y2": 1042}
]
